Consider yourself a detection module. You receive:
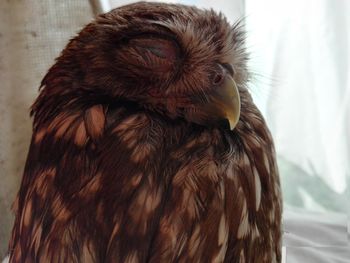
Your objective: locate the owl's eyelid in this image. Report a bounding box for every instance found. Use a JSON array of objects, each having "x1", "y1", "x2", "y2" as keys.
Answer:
[
  {"x1": 140, "y1": 45, "x2": 176, "y2": 61},
  {"x1": 130, "y1": 35, "x2": 180, "y2": 61}
]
